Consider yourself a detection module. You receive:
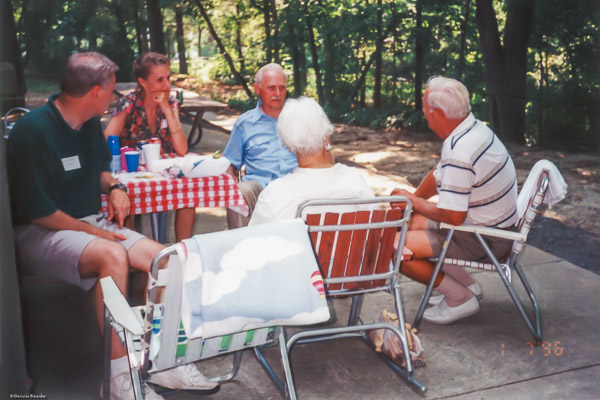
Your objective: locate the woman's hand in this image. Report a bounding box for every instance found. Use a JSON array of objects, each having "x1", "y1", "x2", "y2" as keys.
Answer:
[{"x1": 150, "y1": 90, "x2": 170, "y2": 111}]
